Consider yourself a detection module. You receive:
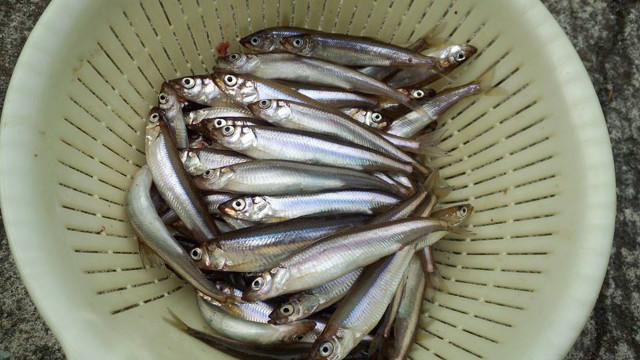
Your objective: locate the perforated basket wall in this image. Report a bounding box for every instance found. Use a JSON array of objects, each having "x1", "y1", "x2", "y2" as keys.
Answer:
[{"x1": 1, "y1": 0, "x2": 615, "y2": 359}]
